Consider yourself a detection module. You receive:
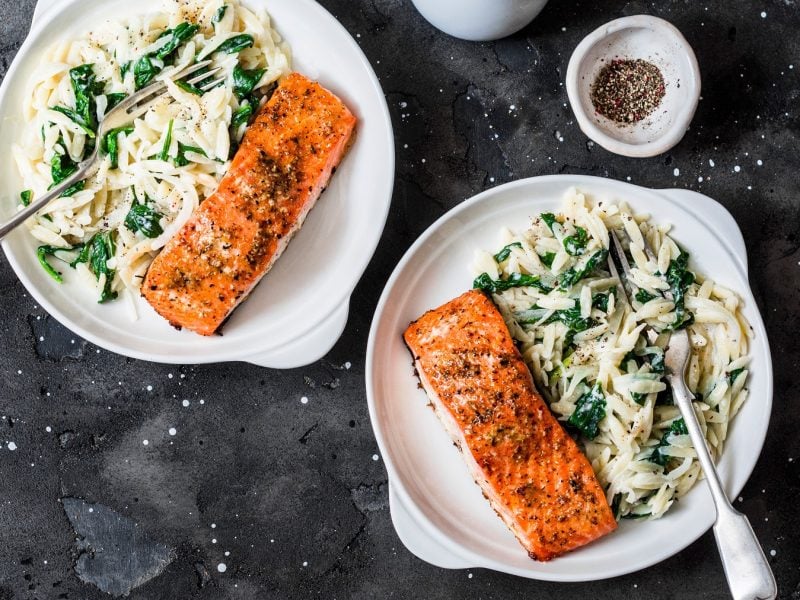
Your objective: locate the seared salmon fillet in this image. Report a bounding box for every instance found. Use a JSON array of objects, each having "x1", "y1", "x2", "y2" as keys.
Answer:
[
  {"x1": 404, "y1": 290, "x2": 616, "y2": 561},
  {"x1": 142, "y1": 73, "x2": 357, "y2": 335}
]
